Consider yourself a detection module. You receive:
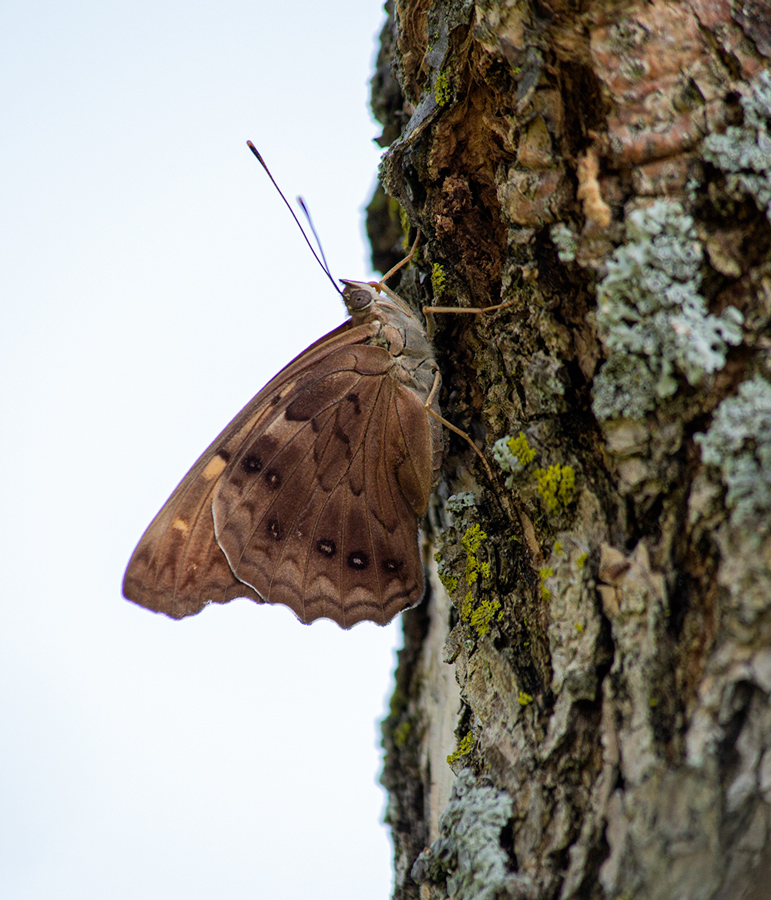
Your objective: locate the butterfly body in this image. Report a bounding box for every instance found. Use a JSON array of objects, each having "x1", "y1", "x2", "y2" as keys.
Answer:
[{"x1": 123, "y1": 280, "x2": 442, "y2": 628}]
